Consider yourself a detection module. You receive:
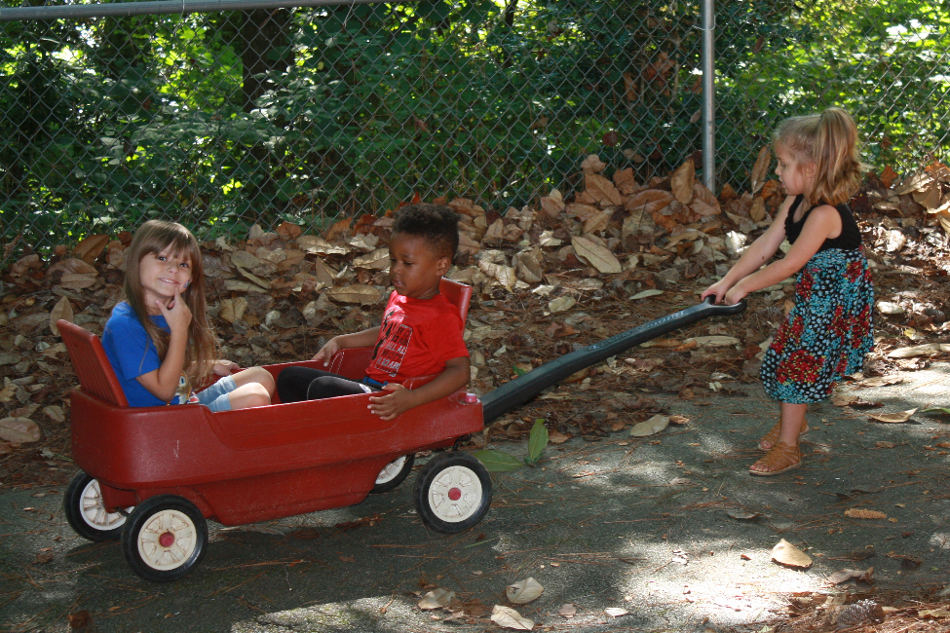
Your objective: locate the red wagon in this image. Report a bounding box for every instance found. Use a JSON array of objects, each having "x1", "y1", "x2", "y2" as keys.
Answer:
[{"x1": 59, "y1": 279, "x2": 490, "y2": 582}]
